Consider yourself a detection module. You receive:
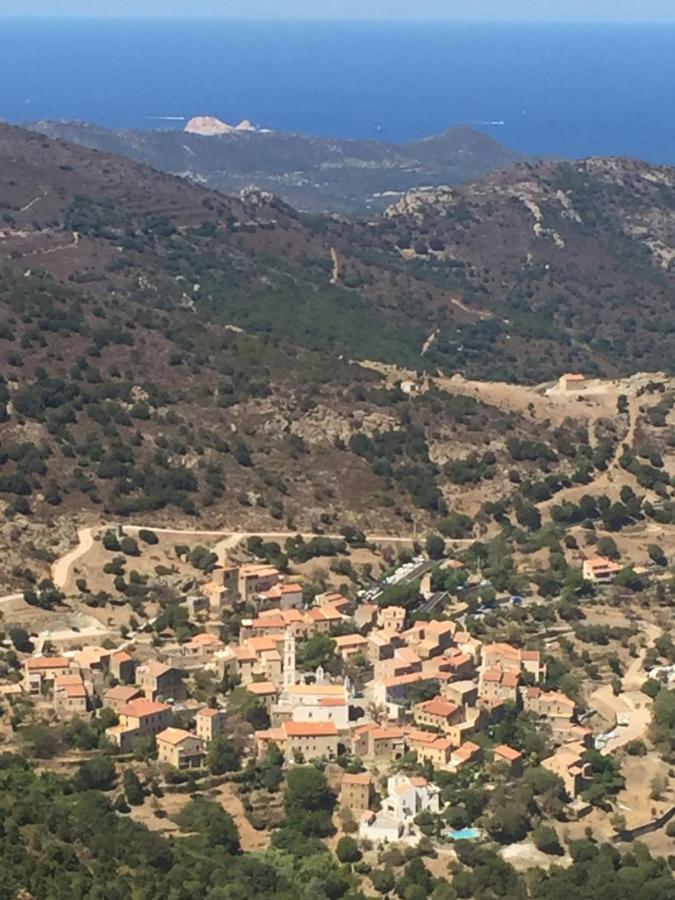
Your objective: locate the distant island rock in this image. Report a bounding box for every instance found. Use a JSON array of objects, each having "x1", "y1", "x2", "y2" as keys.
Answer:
[{"x1": 184, "y1": 116, "x2": 257, "y2": 136}]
